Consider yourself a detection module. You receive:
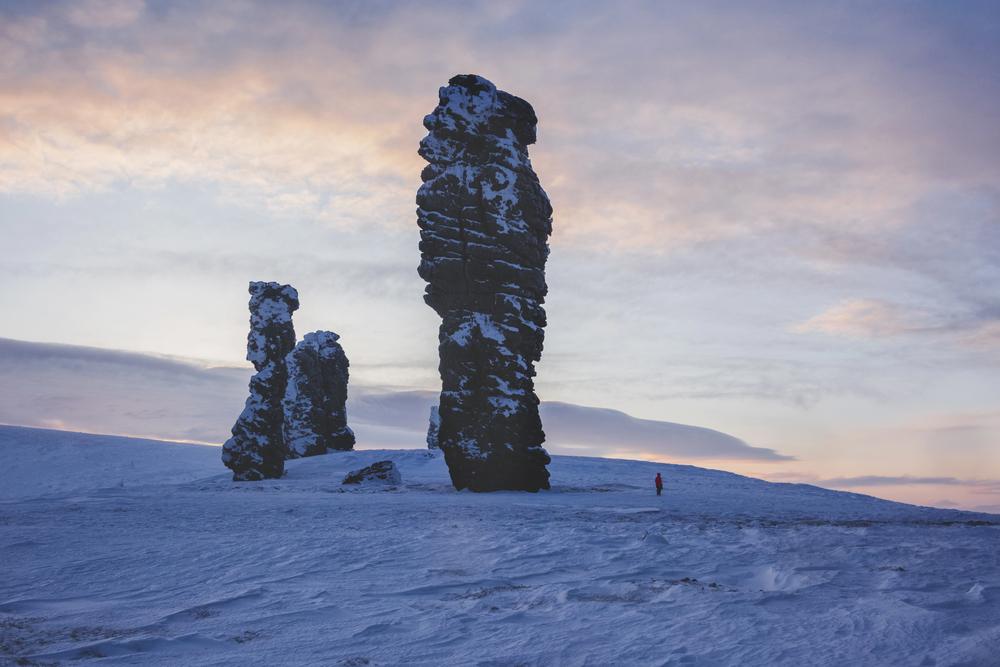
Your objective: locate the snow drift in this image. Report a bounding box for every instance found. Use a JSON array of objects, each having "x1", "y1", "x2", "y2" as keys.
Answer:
[{"x1": 1, "y1": 425, "x2": 997, "y2": 665}]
